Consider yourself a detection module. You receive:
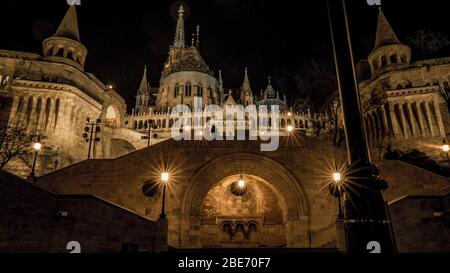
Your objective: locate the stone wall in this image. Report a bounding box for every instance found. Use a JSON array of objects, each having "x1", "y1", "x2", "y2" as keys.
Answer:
[
  {"x1": 0, "y1": 170, "x2": 167, "y2": 253},
  {"x1": 389, "y1": 189, "x2": 450, "y2": 253},
  {"x1": 33, "y1": 136, "x2": 449, "y2": 249}
]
